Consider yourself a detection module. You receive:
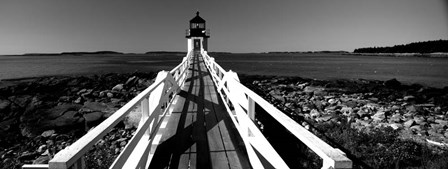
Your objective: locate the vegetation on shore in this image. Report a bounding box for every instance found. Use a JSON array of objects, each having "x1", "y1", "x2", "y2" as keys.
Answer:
[{"x1": 354, "y1": 39, "x2": 448, "y2": 53}]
